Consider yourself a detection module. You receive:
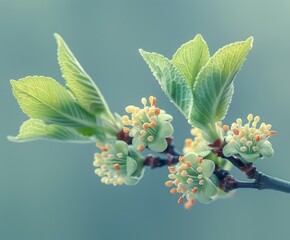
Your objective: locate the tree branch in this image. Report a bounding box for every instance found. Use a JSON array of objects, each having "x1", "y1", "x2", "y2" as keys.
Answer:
[{"x1": 118, "y1": 131, "x2": 290, "y2": 194}]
